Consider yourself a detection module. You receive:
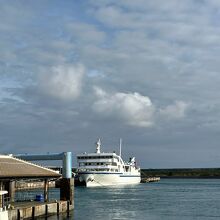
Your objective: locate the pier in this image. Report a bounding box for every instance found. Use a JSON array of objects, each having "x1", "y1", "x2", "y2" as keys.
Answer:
[
  {"x1": 141, "y1": 177, "x2": 160, "y2": 183},
  {"x1": 0, "y1": 153, "x2": 74, "y2": 219},
  {"x1": 8, "y1": 200, "x2": 72, "y2": 219}
]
